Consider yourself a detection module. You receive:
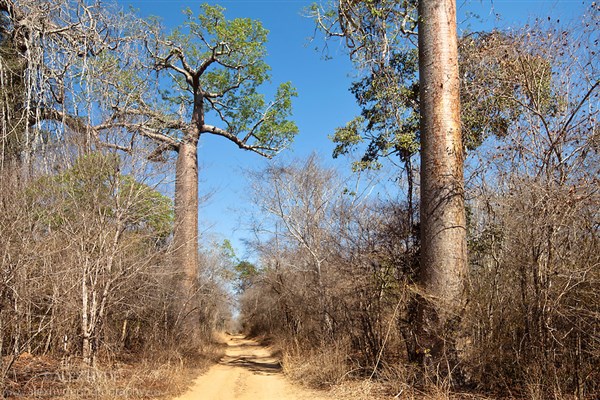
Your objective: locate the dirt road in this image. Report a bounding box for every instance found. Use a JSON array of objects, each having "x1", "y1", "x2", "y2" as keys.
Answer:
[{"x1": 172, "y1": 335, "x2": 333, "y2": 400}]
